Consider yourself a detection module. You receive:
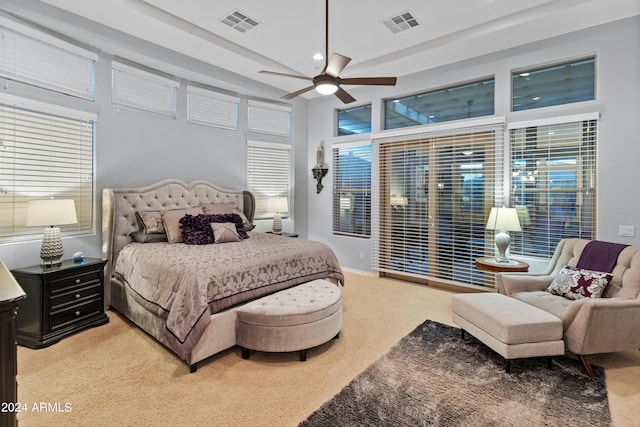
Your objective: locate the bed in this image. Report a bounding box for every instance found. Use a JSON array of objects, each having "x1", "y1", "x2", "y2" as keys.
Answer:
[{"x1": 102, "y1": 179, "x2": 344, "y2": 372}]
